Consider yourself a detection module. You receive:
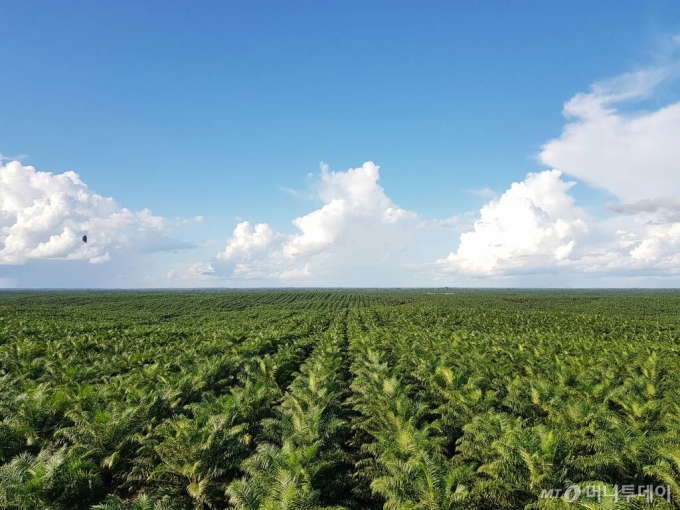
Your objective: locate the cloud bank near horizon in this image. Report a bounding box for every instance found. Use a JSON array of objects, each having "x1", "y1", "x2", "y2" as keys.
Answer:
[
  {"x1": 167, "y1": 161, "x2": 422, "y2": 285},
  {"x1": 0, "y1": 160, "x2": 194, "y2": 268}
]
